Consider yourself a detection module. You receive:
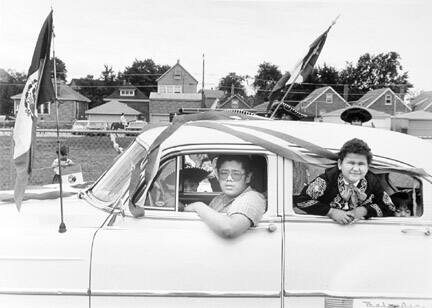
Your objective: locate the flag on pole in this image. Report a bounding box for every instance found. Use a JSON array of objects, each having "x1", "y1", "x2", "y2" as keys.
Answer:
[
  {"x1": 13, "y1": 11, "x2": 54, "y2": 211},
  {"x1": 267, "y1": 22, "x2": 334, "y2": 111}
]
